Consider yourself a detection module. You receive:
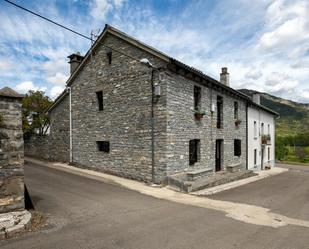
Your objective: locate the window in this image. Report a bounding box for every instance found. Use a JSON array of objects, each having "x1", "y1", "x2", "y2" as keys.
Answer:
[
  {"x1": 107, "y1": 51, "x2": 112, "y2": 65},
  {"x1": 97, "y1": 141, "x2": 110, "y2": 152},
  {"x1": 234, "y1": 139, "x2": 241, "y2": 157},
  {"x1": 194, "y1": 86, "x2": 201, "y2": 110},
  {"x1": 254, "y1": 121, "x2": 257, "y2": 138},
  {"x1": 254, "y1": 149, "x2": 257, "y2": 165},
  {"x1": 268, "y1": 124, "x2": 270, "y2": 135},
  {"x1": 261, "y1": 123, "x2": 264, "y2": 136},
  {"x1": 189, "y1": 139, "x2": 200, "y2": 165},
  {"x1": 234, "y1": 102, "x2": 238, "y2": 119},
  {"x1": 96, "y1": 91, "x2": 104, "y2": 111},
  {"x1": 268, "y1": 147, "x2": 270, "y2": 161},
  {"x1": 217, "y1": 96, "x2": 223, "y2": 128}
]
